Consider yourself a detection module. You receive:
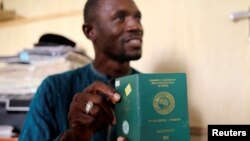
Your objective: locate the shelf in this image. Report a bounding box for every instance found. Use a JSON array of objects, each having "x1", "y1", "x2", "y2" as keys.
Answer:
[
  {"x1": 0, "y1": 10, "x2": 16, "y2": 21},
  {"x1": 0, "y1": 10, "x2": 81, "y2": 28}
]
